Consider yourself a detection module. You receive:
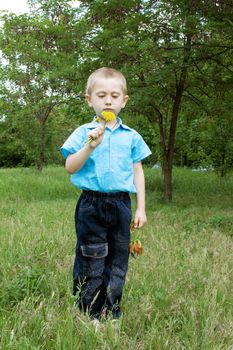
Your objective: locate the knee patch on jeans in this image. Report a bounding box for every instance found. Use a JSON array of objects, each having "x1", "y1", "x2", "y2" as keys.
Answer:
[{"x1": 79, "y1": 243, "x2": 108, "y2": 278}]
